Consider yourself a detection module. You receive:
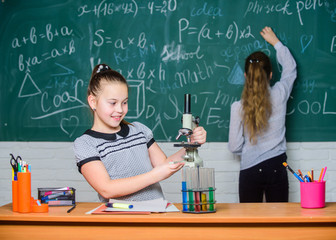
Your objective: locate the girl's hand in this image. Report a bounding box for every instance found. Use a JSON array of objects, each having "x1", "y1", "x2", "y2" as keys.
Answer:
[
  {"x1": 190, "y1": 126, "x2": 207, "y2": 145},
  {"x1": 260, "y1": 26, "x2": 280, "y2": 47},
  {"x1": 151, "y1": 162, "x2": 185, "y2": 182}
]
